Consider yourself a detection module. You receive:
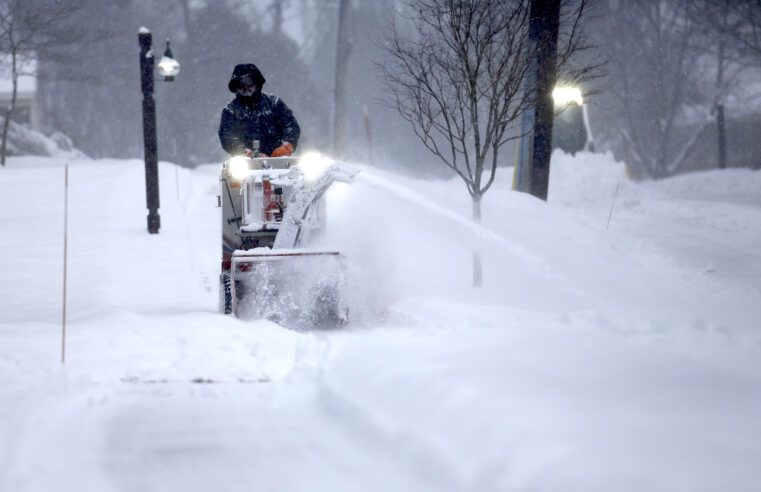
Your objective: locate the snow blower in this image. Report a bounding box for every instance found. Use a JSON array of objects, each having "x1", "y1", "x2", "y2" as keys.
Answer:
[{"x1": 218, "y1": 147, "x2": 358, "y2": 327}]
